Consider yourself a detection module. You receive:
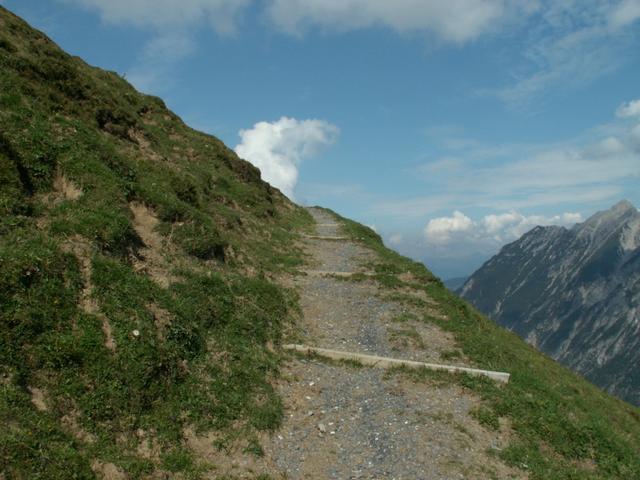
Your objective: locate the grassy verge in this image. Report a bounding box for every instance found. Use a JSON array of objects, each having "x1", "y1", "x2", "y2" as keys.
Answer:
[{"x1": 315, "y1": 207, "x2": 640, "y2": 479}]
